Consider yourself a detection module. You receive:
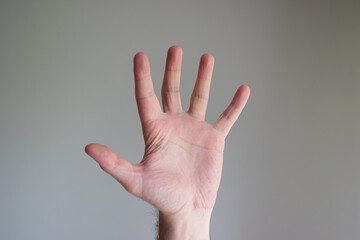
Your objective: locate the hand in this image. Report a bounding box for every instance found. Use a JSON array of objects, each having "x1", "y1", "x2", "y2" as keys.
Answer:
[{"x1": 85, "y1": 46, "x2": 250, "y2": 239}]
